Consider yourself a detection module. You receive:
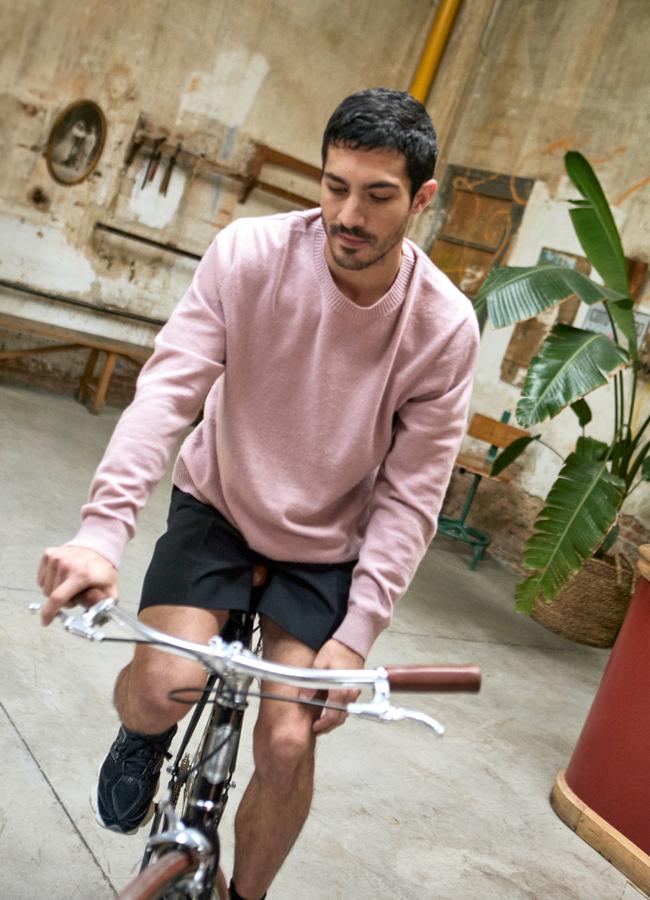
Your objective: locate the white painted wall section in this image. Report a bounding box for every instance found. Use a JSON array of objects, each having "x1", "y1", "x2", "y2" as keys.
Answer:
[{"x1": 178, "y1": 49, "x2": 270, "y2": 127}]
